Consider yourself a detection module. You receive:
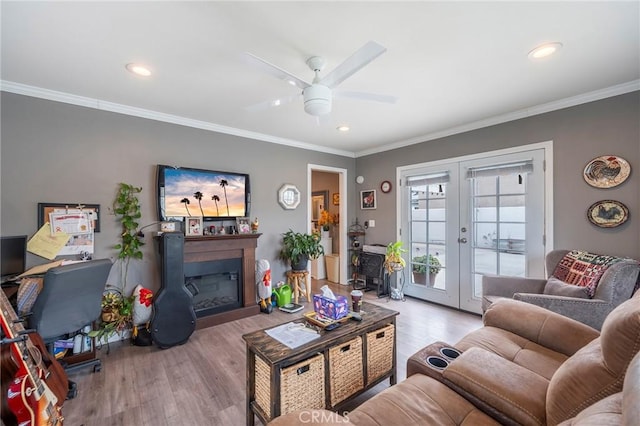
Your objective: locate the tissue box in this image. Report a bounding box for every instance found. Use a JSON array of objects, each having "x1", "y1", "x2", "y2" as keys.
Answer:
[{"x1": 313, "y1": 294, "x2": 349, "y2": 320}]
